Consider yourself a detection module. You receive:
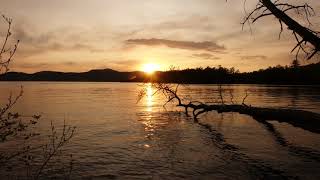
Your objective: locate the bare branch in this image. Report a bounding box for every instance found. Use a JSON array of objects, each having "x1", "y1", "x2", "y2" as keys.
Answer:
[
  {"x1": 35, "y1": 120, "x2": 76, "y2": 179},
  {"x1": 0, "y1": 15, "x2": 19, "y2": 74},
  {"x1": 242, "y1": 90, "x2": 249, "y2": 106},
  {"x1": 240, "y1": 0, "x2": 320, "y2": 61}
]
